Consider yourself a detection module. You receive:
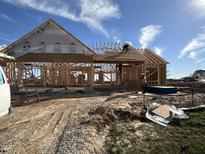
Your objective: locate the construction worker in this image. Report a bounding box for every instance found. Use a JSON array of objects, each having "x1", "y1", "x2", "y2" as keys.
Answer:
[{"x1": 140, "y1": 73, "x2": 147, "y2": 94}]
